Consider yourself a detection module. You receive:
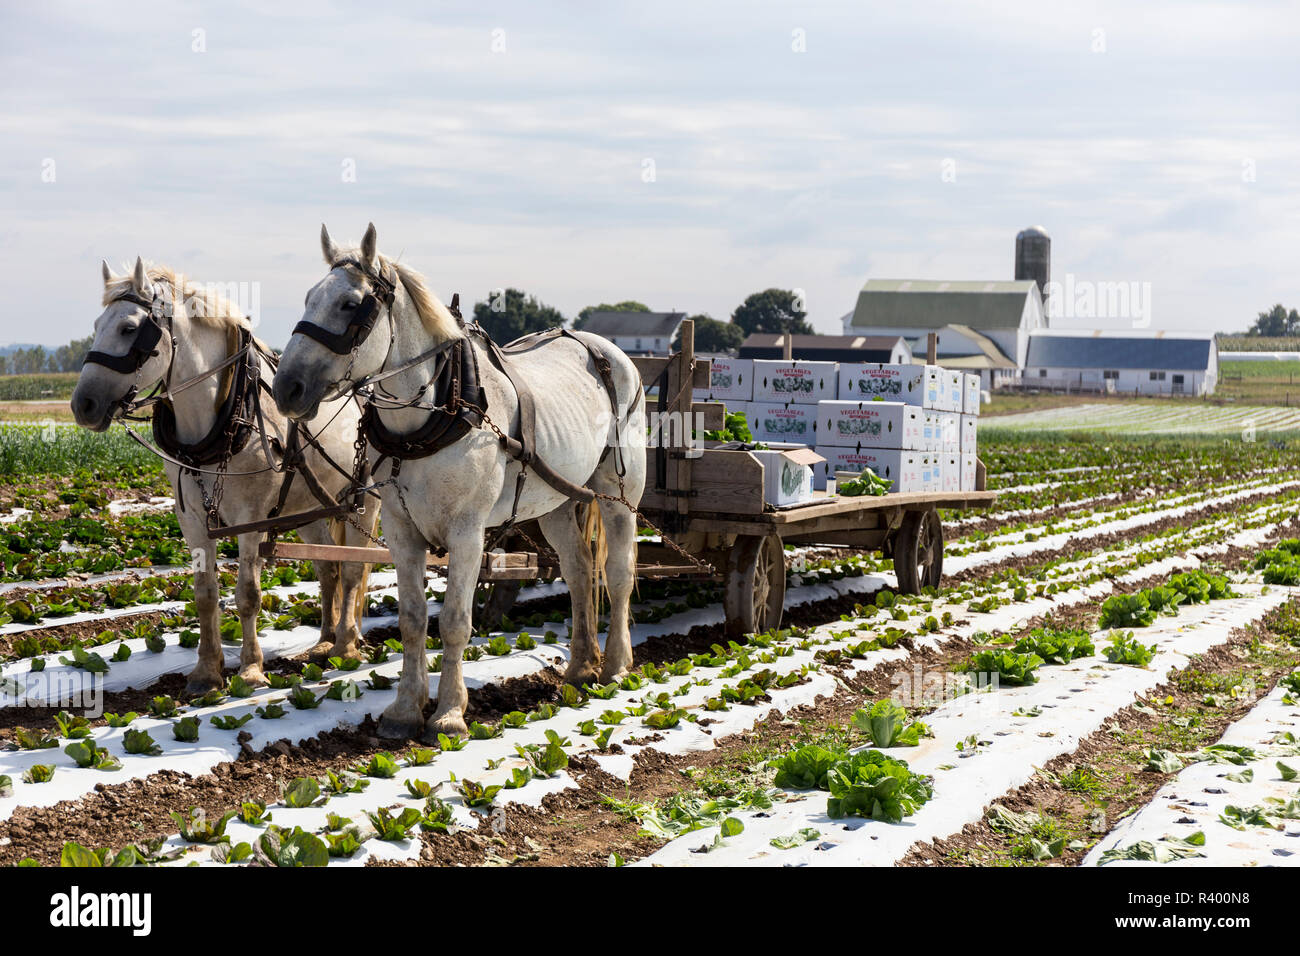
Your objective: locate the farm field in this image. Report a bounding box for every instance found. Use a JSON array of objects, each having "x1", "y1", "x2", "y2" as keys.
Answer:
[
  {"x1": 982, "y1": 402, "x2": 1300, "y2": 435},
  {"x1": 1, "y1": 425, "x2": 1299, "y2": 870}
]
